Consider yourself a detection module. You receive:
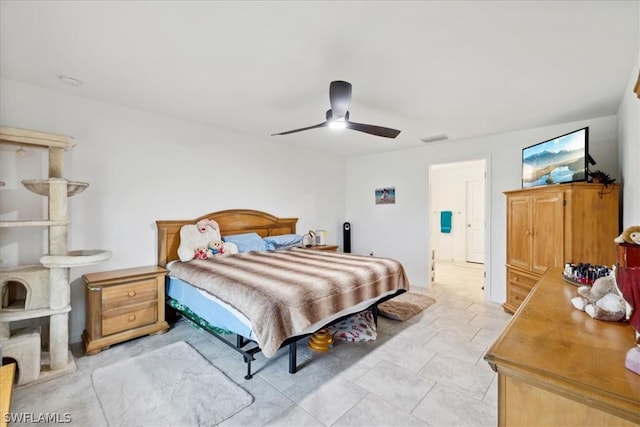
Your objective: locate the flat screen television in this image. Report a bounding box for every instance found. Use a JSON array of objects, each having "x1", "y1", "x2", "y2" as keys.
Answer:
[{"x1": 522, "y1": 127, "x2": 589, "y2": 188}]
